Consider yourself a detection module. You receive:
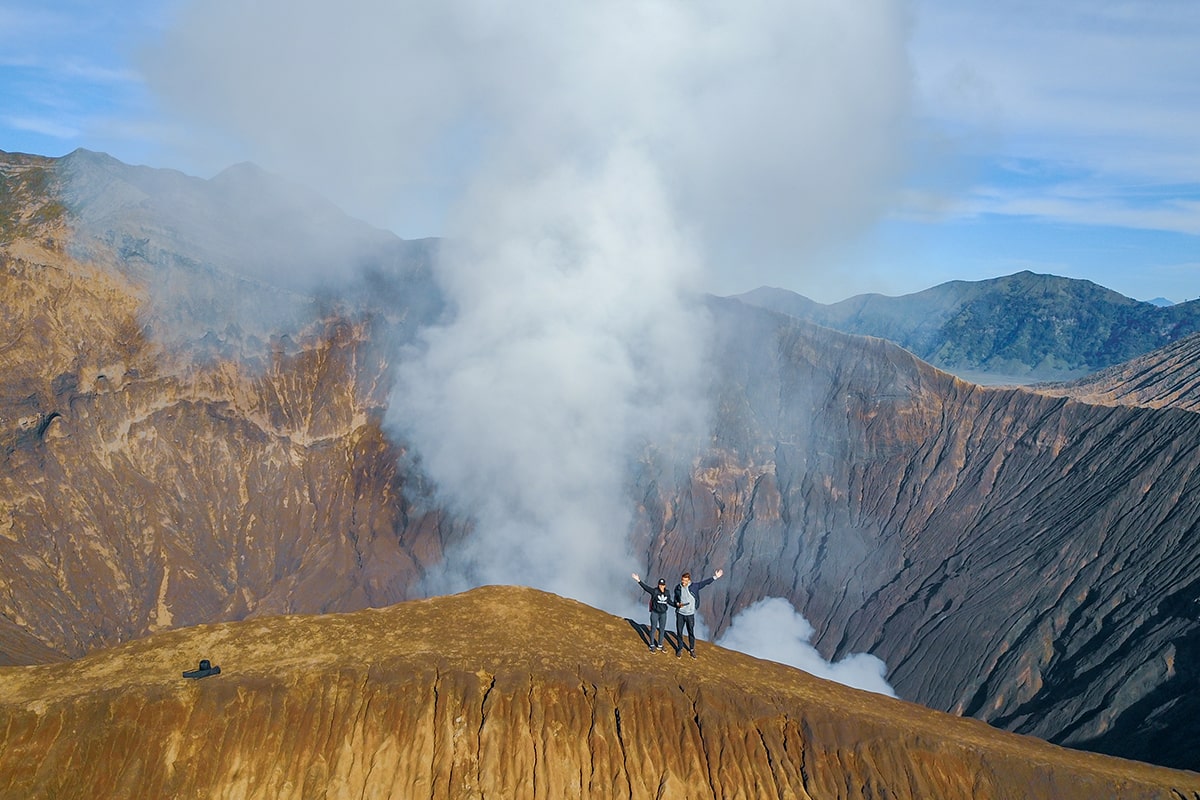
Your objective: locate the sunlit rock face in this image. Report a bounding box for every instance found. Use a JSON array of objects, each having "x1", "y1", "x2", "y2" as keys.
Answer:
[
  {"x1": 1, "y1": 586, "x2": 1197, "y2": 800},
  {"x1": 5, "y1": 150, "x2": 1200, "y2": 773},
  {"x1": 0, "y1": 151, "x2": 463, "y2": 662}
]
